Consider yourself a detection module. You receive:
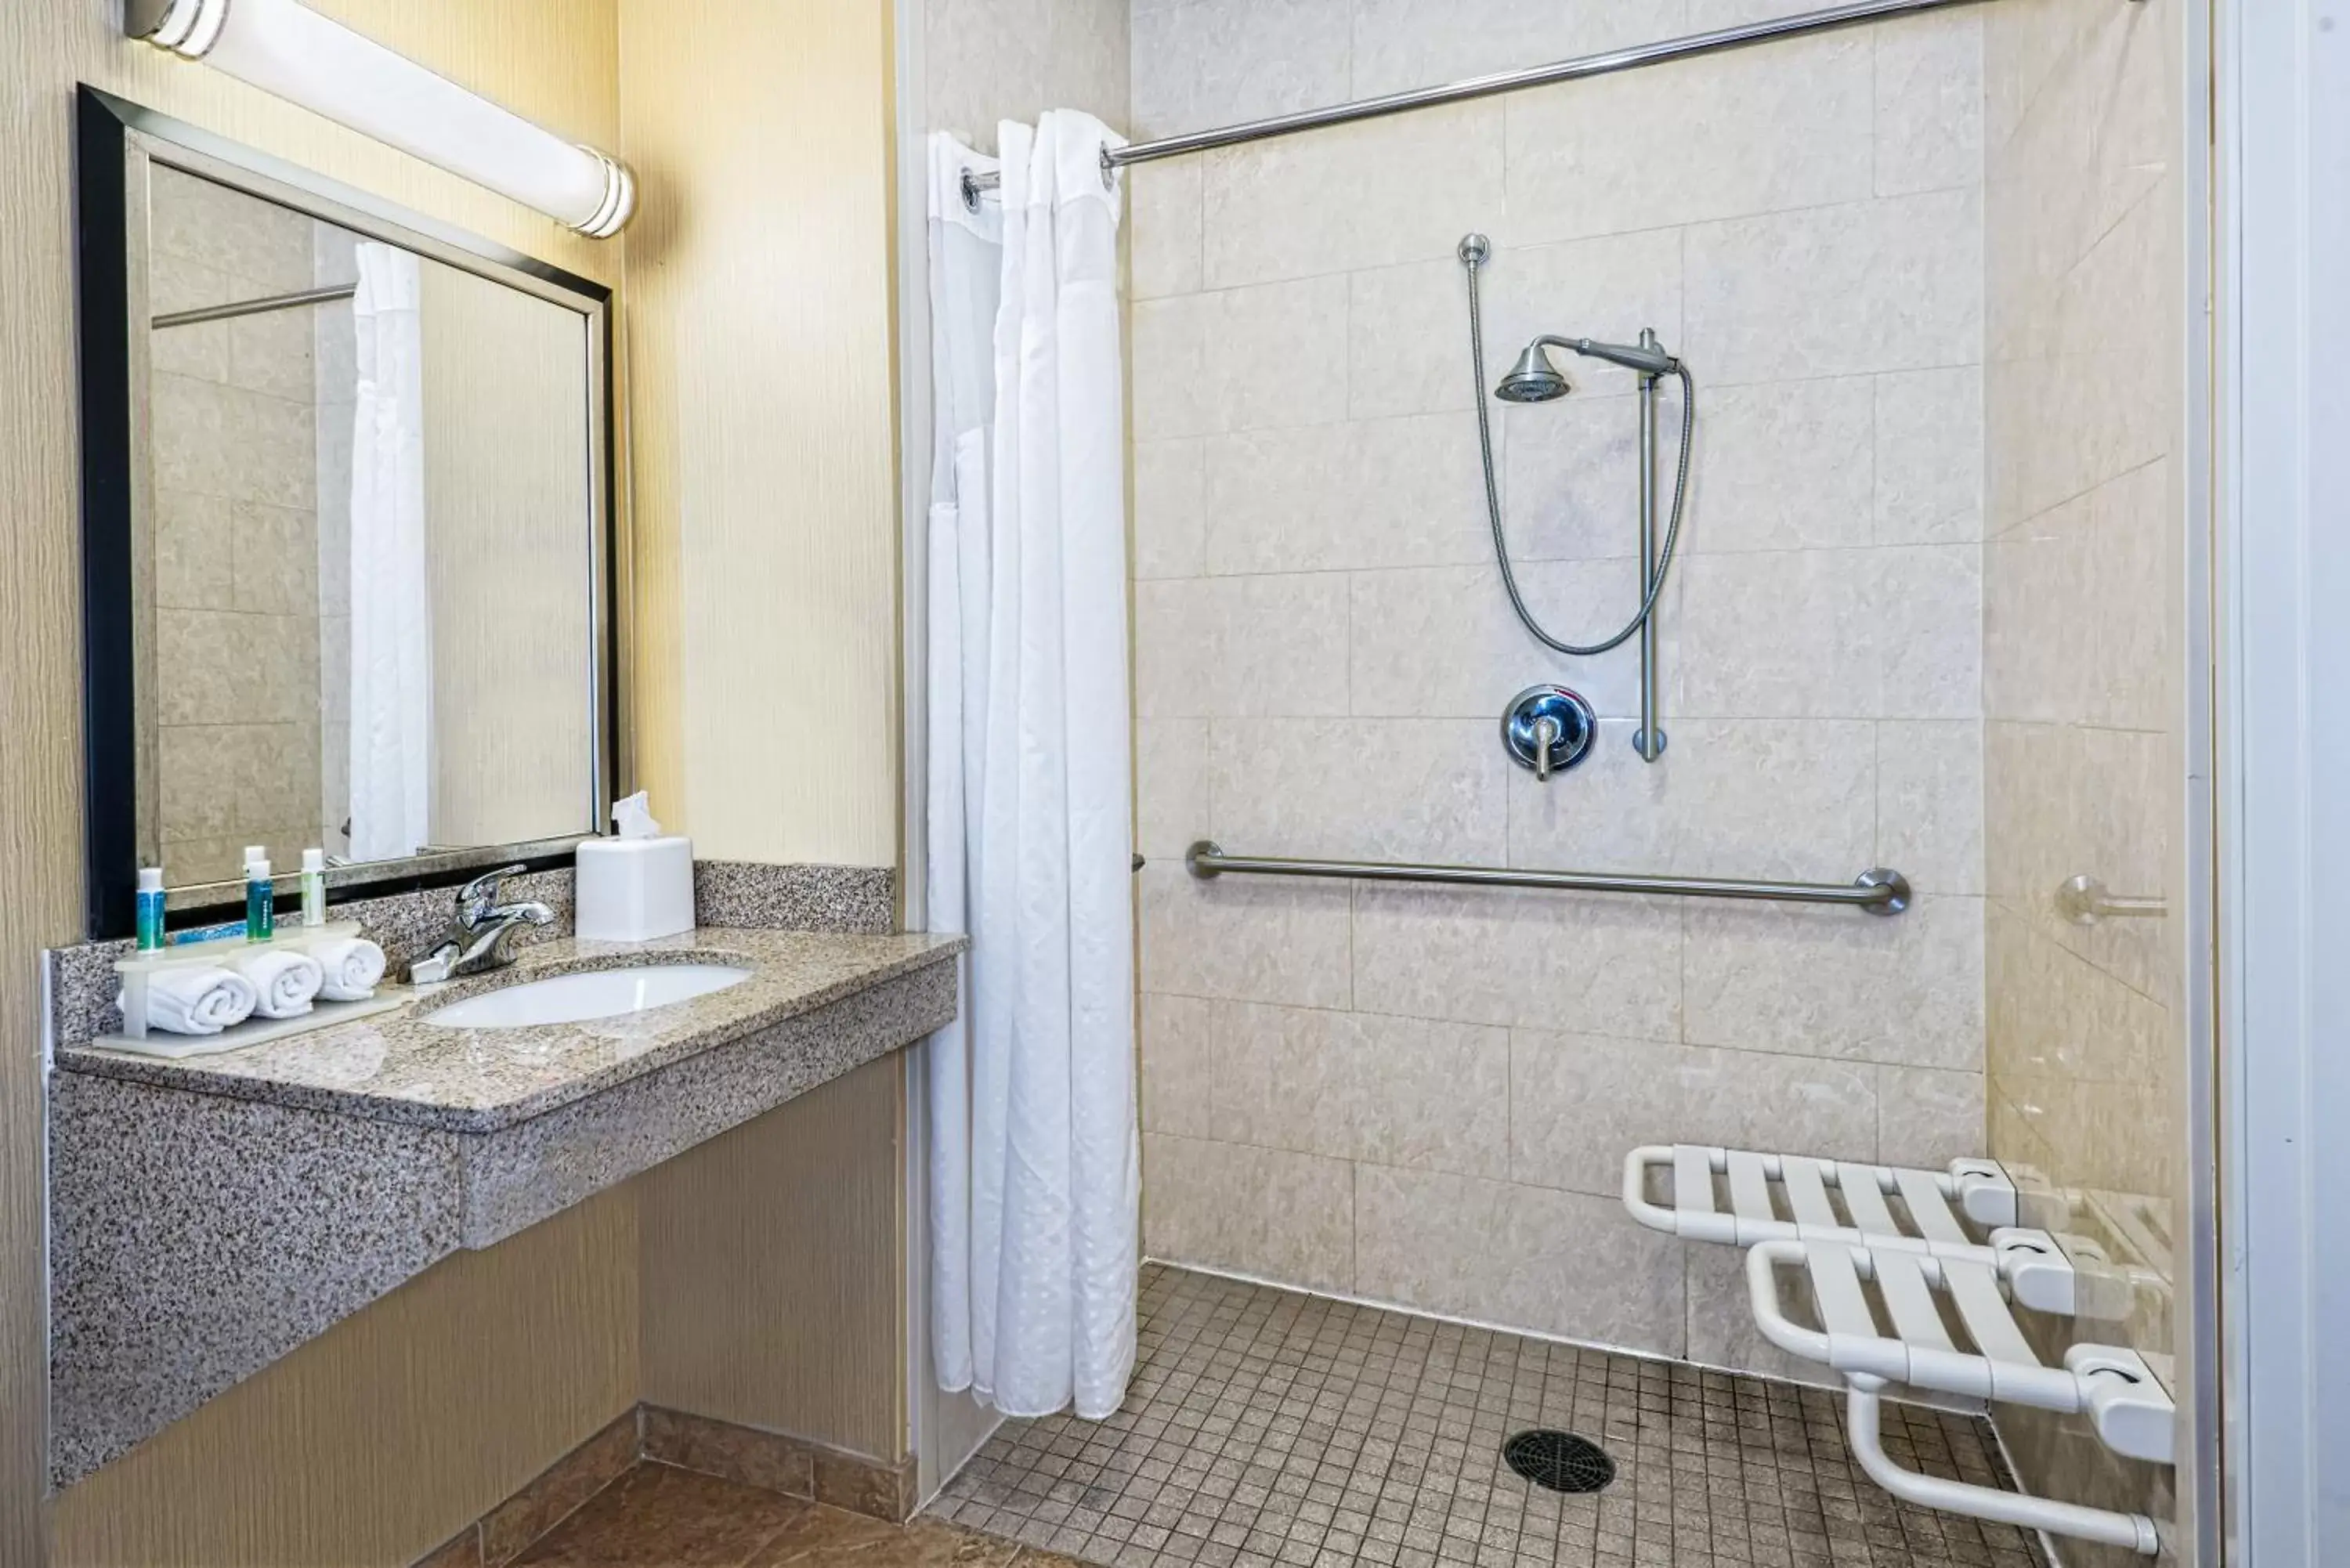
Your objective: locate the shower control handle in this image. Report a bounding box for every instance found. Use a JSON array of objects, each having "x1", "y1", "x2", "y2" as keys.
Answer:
[{"x1": 1503, "y1": 686, "x2": 1596, "y2": 780}]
